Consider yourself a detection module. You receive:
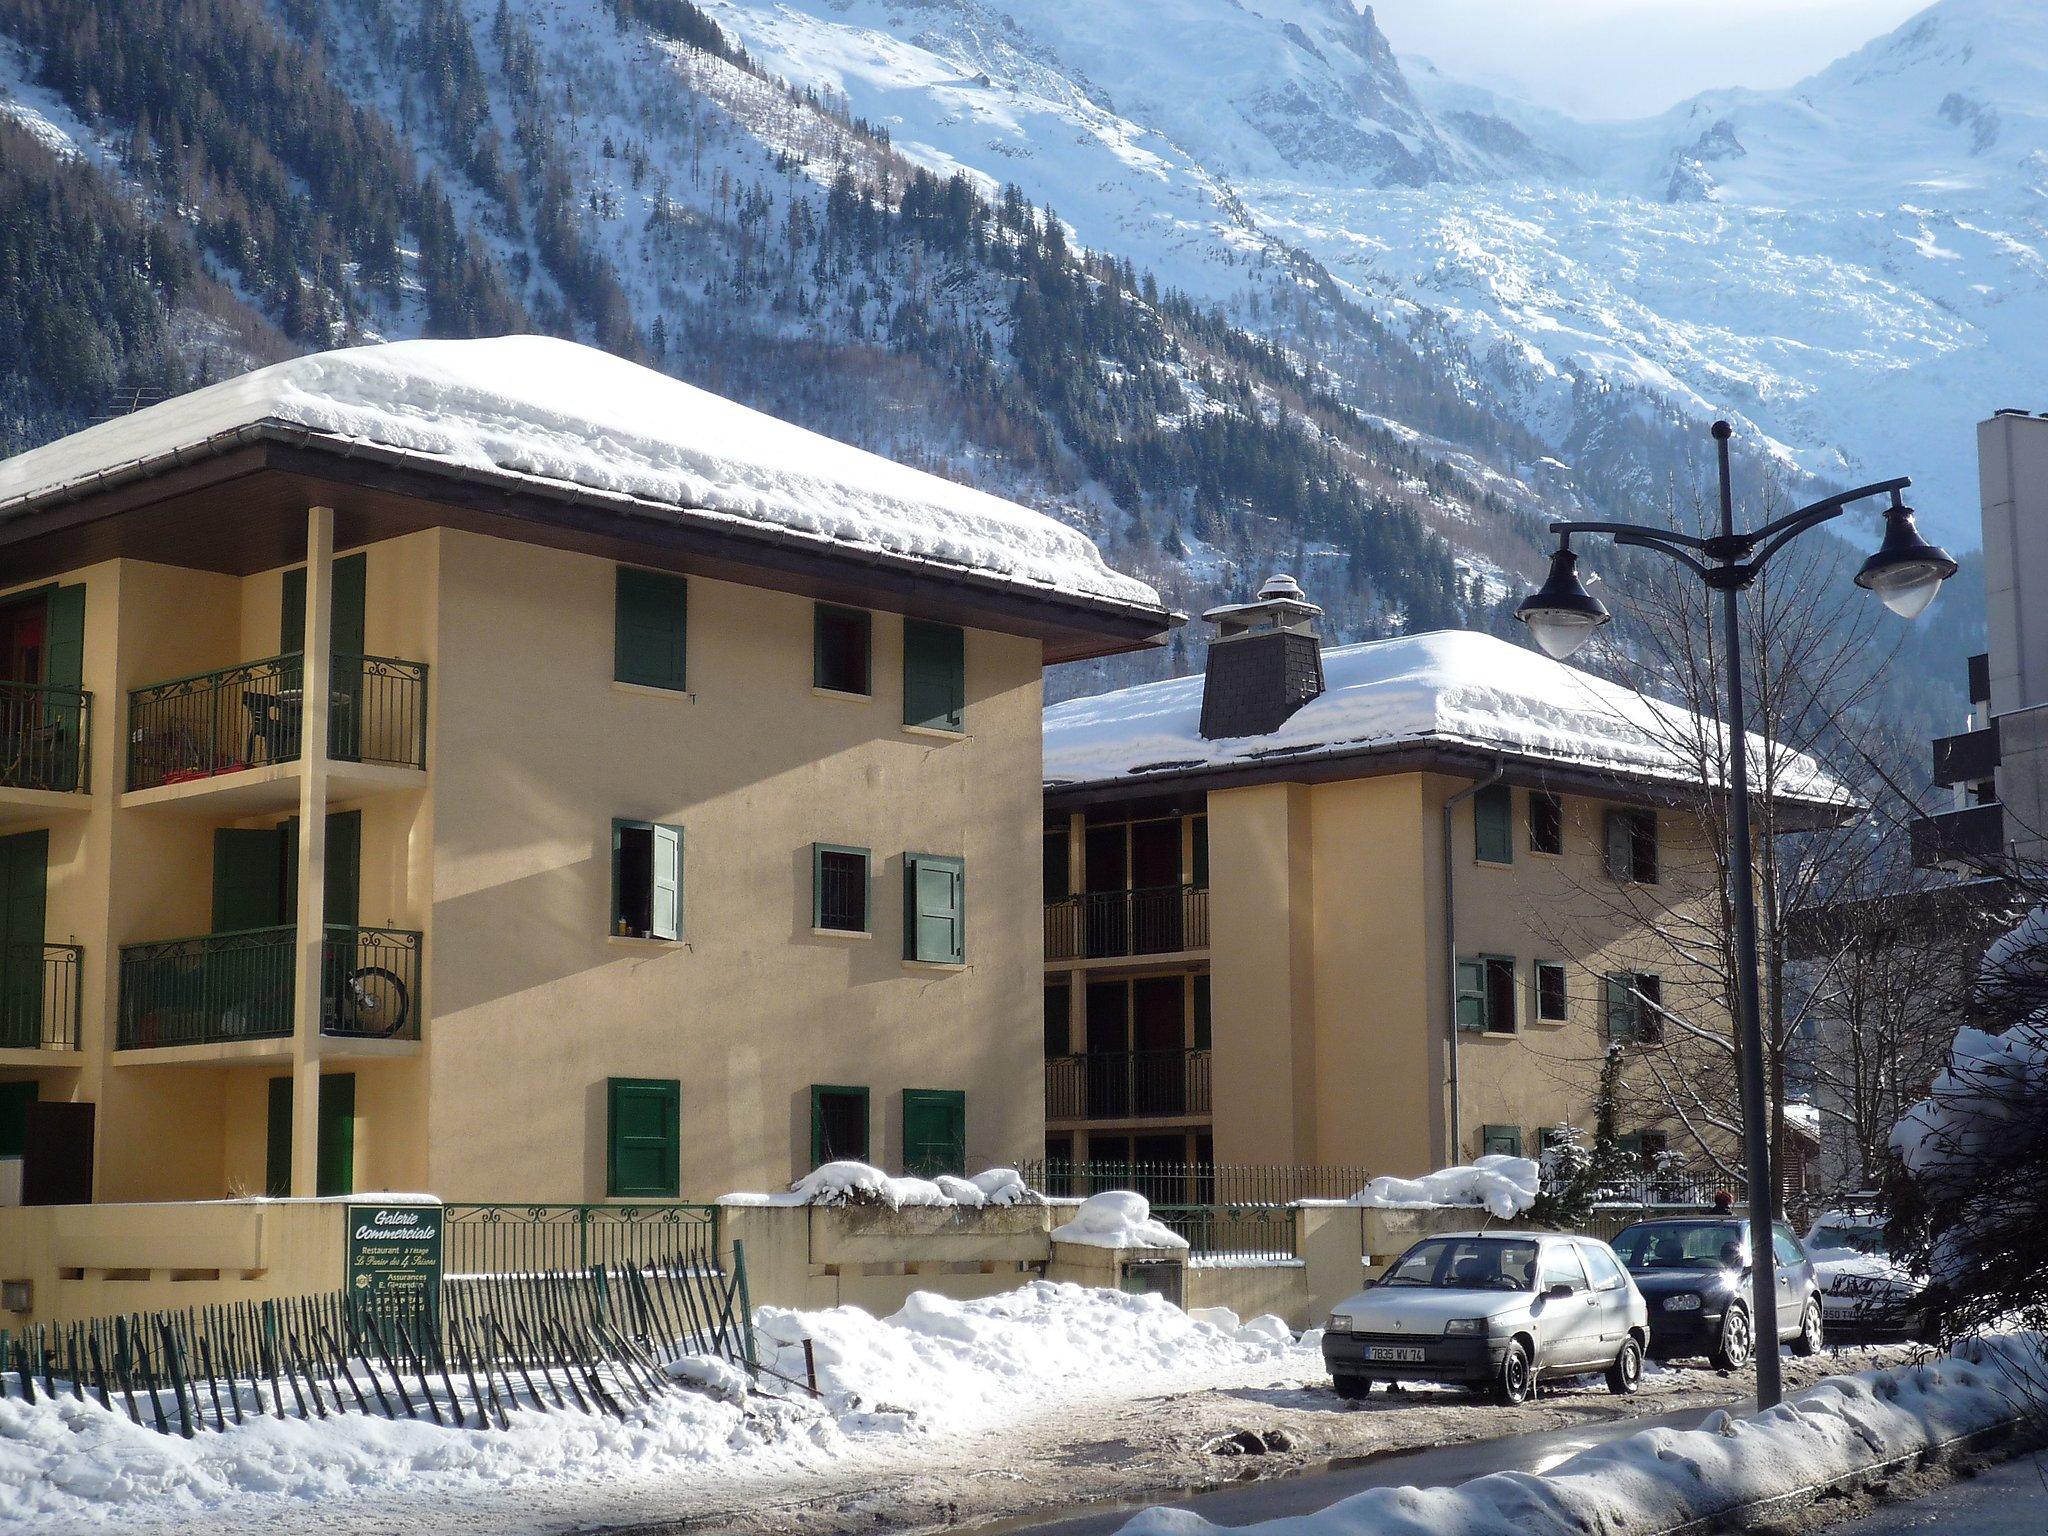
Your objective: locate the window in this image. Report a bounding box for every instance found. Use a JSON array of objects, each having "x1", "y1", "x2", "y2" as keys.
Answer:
[
  {"x1": 1603, "y1": 972, "x2": 1664, "y2": 1043},
  {"x1": 1773, "y1": 1226, "x2": 1807, "y2": 1268},
  {"x1": 614, "y1": 567, "x2": 688, "y2": 691},
  {"x1": 1482, "y1": 1123, "x2": 1523, "y2": 1158},
  {"x1": 1473, "y1": 783, "x2": 1513, "y2": 864},
  {"x1": 1535, "y1": 961, "x2": 1569, "y2": 1023},
  {"x1": 814, "y1": 604, "x2": 872, "y2": 695},
  {"x1": 1457, "y1": 955, "x2": 1518, "y2": 1033},
  {"x1": 1540, "y1": 1242, "x2": 1589, "y2": 1292},
  {"x1": 903, "y1": 618, "x2": 965, "y2": 732},
  {"x1": 1529, "y1": 791, "x2": 1563, "y2": 856},
  {"x1": 1578, "y1": 1241, "x2": 1629, "y2": 1291},
  {"x1": 904, "y1": 852, "x2": 965, "y2": 963},
  {"x1": 606, "y1": 1078, "x2": 680, "y2": 1198},
  {"x1": 612, "y1": 820, "x2": 684, "y2": 940},
  {"x1": 812, "y1": 844, "x2": 870, "y2": 932},
  {"x1": 903, "y1": 1088, "x2": 967, "y2": 1177},
  {"x1": 810, "y1": 1084, "x2": 869, "y2": 1166},
  {"x1": 1604, "y1": 808, "x2": 1659, "y2": 884}
]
